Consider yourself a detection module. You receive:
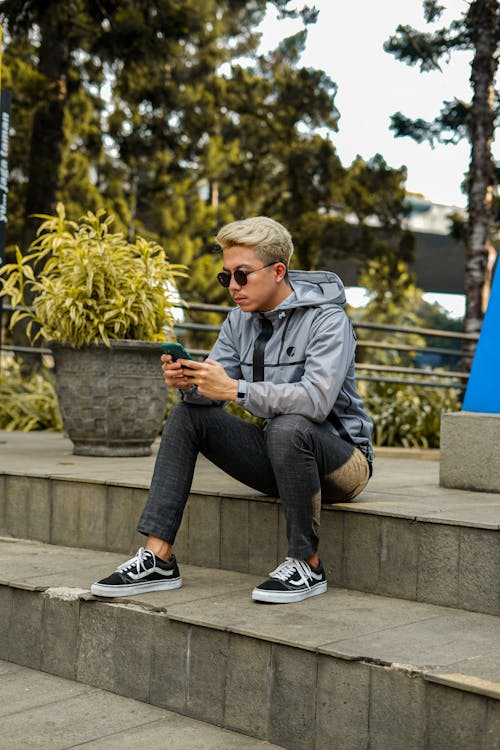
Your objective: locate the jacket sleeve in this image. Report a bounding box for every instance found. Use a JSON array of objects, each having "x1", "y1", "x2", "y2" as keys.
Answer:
[
  {"x1": 235, "y1": 307, "x2": 355, "y2": 422},
  {"x1": 179, "y1": 312, "x2": 242, "y2": 406}
]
